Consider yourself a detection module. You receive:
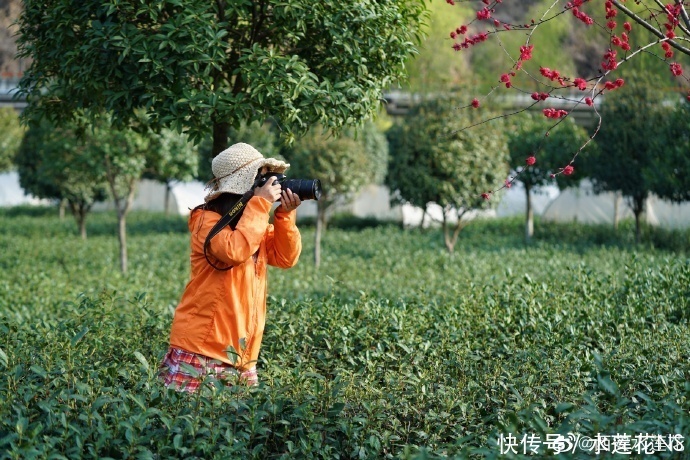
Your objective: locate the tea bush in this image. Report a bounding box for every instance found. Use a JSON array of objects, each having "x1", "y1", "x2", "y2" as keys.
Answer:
[{"x1": 0, "y1": 211, "x2": 688, "y2": 459}]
